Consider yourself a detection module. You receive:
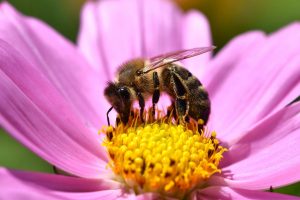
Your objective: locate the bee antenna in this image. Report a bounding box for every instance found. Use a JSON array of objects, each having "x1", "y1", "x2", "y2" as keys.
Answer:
[{"x1": 106, "y1": 106, "x2": 114, "y2": 126}]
